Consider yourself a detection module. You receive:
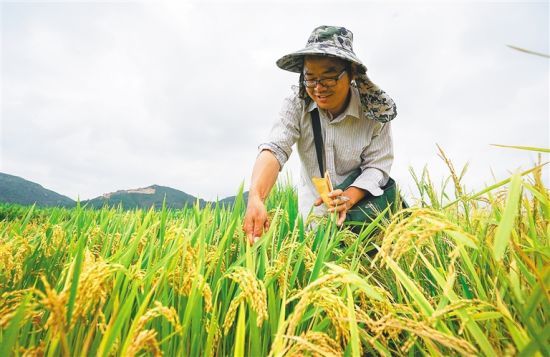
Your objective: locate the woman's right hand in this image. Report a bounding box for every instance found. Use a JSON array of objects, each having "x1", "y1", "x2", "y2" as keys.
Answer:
[
  {"x1": 314, "y1": 189, "x2": 353, "y2": 226},
  {"x1": 243, "y1": 195, "x2": 270, "y2": 245},
  {"x1": 243, "y1": 149, "x2": 280, "y2": 245}
]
